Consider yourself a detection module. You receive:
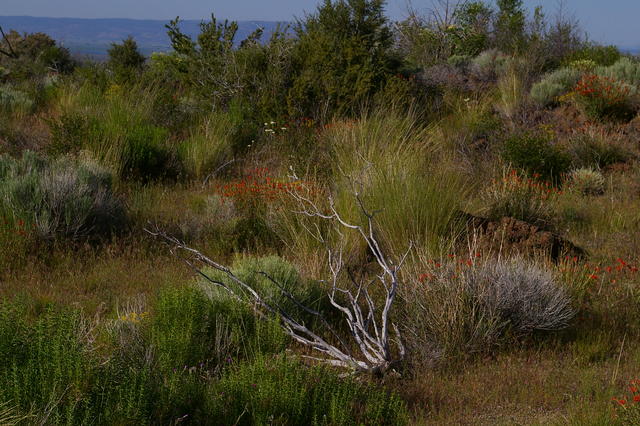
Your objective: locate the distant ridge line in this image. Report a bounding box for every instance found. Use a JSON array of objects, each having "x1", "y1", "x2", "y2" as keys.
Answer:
[{"x1": 0, "y1": 15, "x2": 286, "y2": 58}]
